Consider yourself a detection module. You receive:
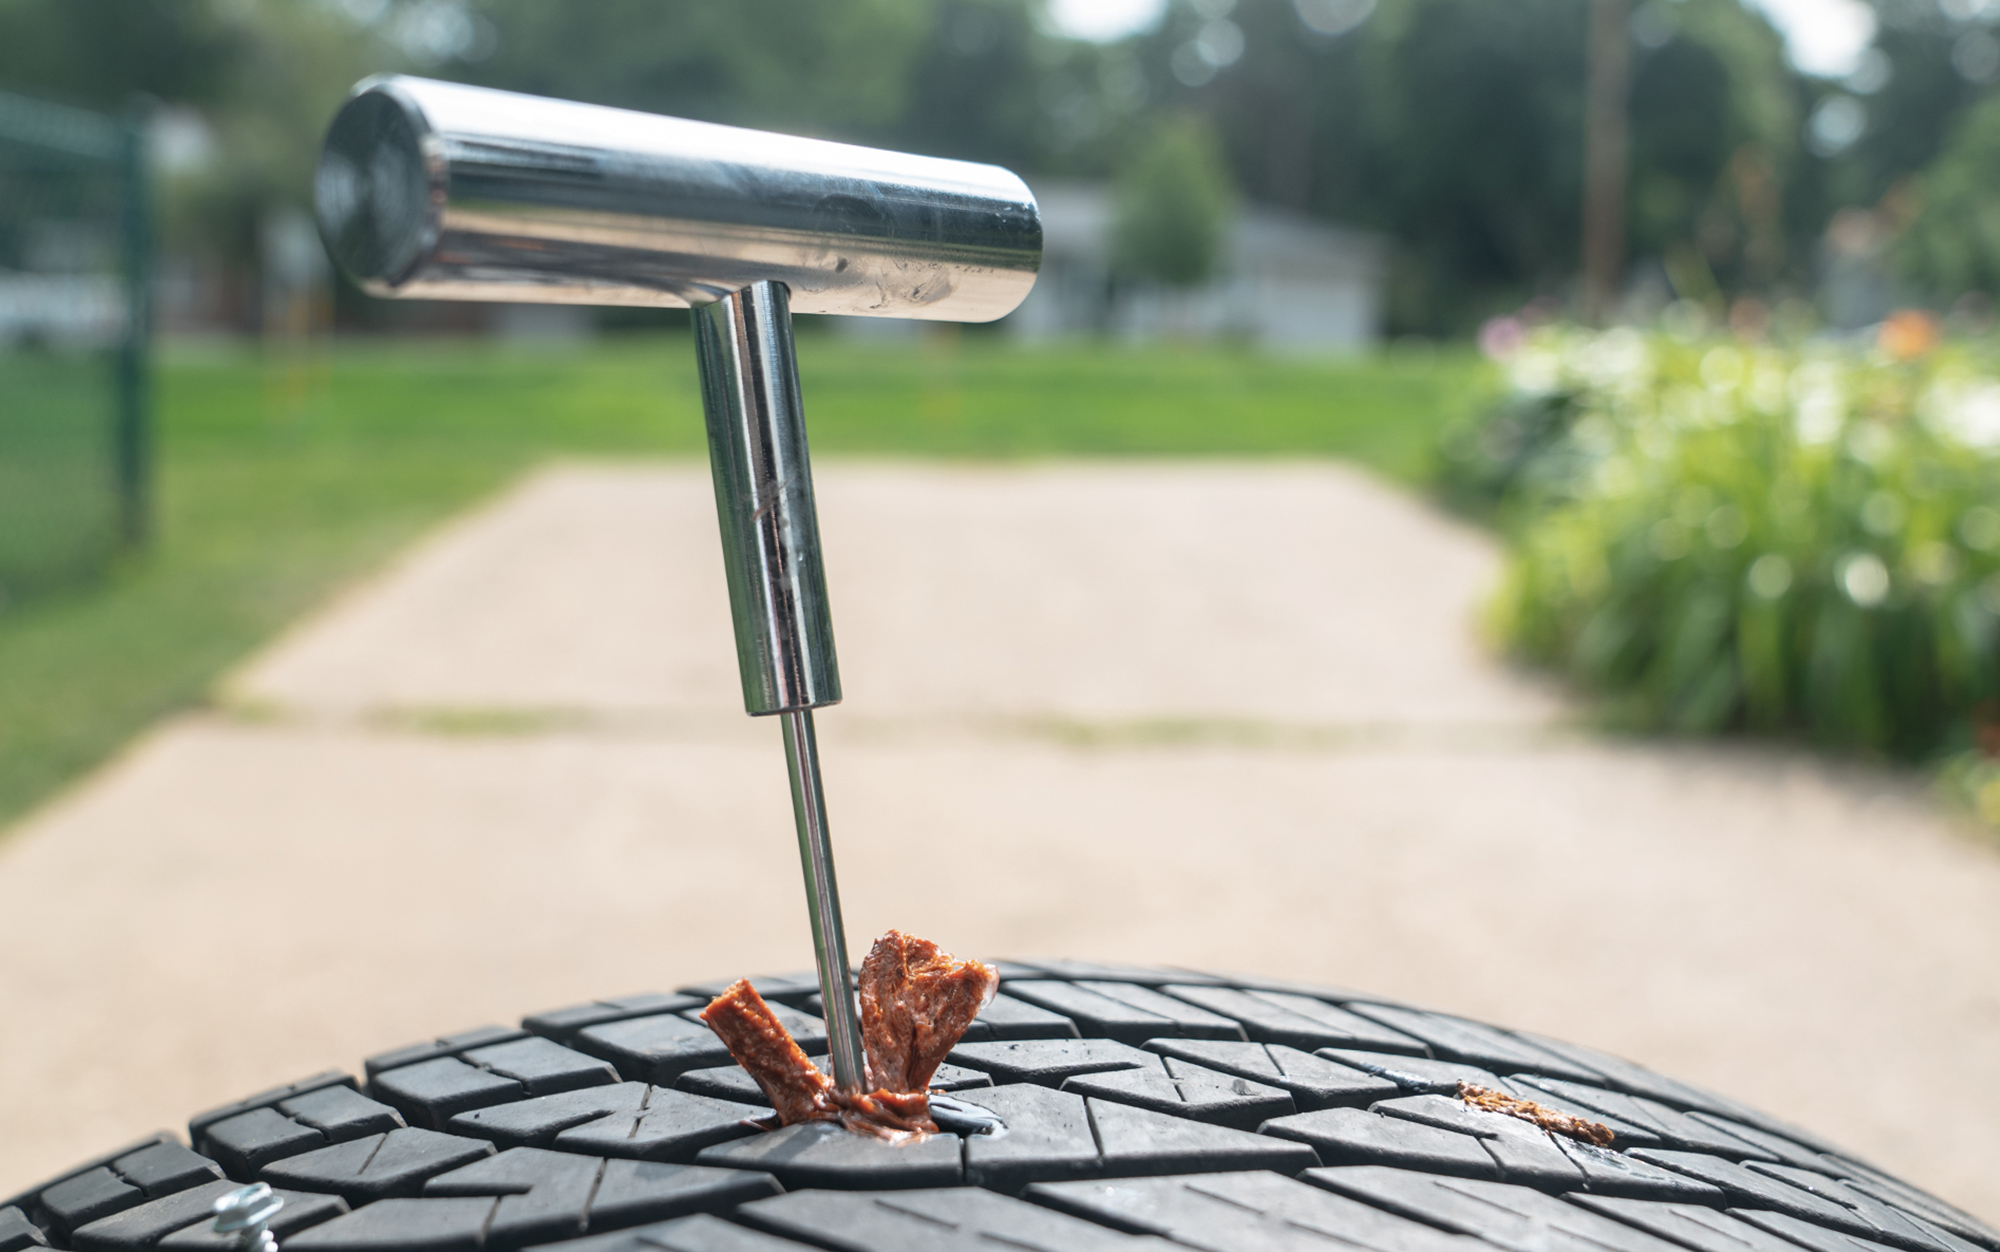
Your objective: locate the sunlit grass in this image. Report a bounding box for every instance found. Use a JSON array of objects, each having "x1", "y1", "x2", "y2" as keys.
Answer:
[{"x1": 0, "y1": 331, "x2": 1488, "y2": 831}]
